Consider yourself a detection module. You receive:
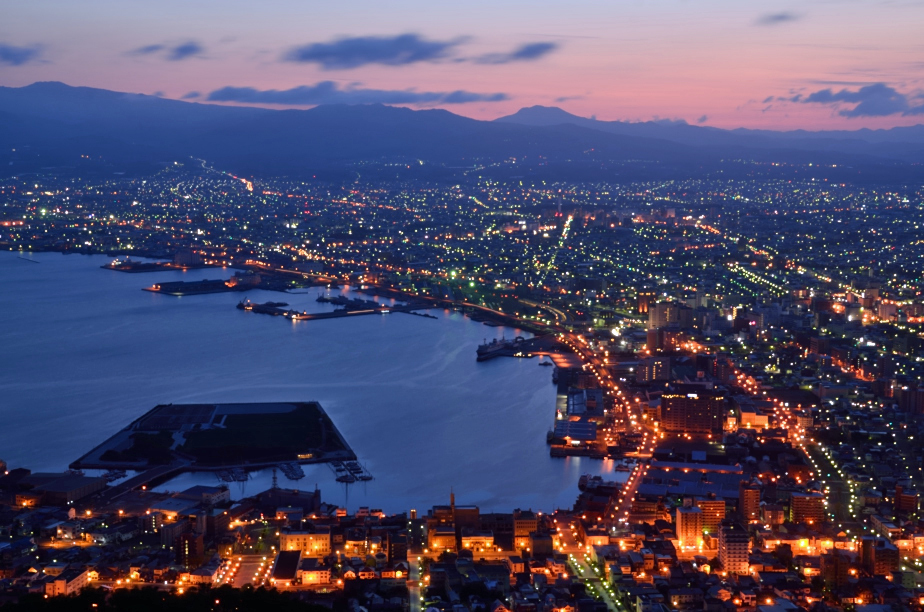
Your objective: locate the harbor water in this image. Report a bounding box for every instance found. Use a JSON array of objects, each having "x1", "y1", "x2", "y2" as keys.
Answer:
[{"x1": 0, "y1": 251, "x2": 624, "y2": 514}]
